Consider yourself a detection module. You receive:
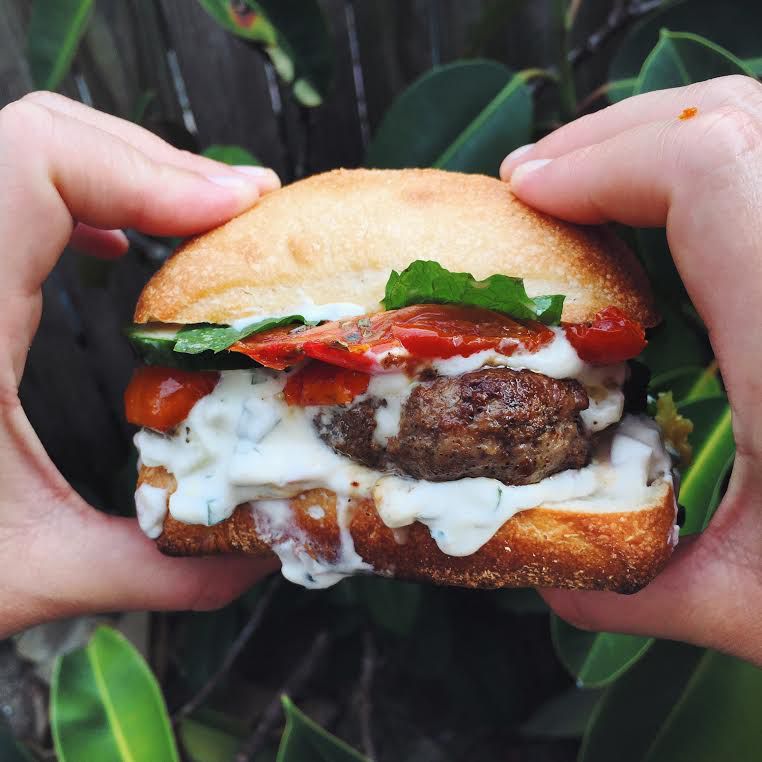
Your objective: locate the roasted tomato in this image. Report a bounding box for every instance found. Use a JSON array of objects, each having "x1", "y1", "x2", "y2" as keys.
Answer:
[
  {"x1": 232, "y1": 305, "x2": 554, "y2": 372},
  {"x1": 564, "y1": 307, "x2": 646, "y2": 364},
  {"x1": 125, "y1": 366, "x2": 218, "y2": 431},
  {"x1": 284, "y1": 361, "x2": 370, "y2": 406}
]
